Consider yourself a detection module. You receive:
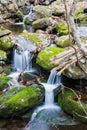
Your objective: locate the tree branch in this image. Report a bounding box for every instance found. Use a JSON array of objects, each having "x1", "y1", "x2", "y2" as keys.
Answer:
[{"x1": 69, "y1": 0, "x2": 87, "y2": 57}]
